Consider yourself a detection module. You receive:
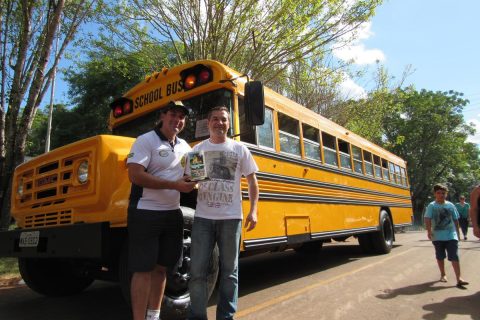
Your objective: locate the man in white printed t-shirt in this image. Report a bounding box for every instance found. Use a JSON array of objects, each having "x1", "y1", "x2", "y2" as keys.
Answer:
[
  {"x1": 186, "y1": 106, "x2": 259, "y2": 320},
  {"x1": 126, "y1": 101, "x2": 196, "y2": 320}
]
